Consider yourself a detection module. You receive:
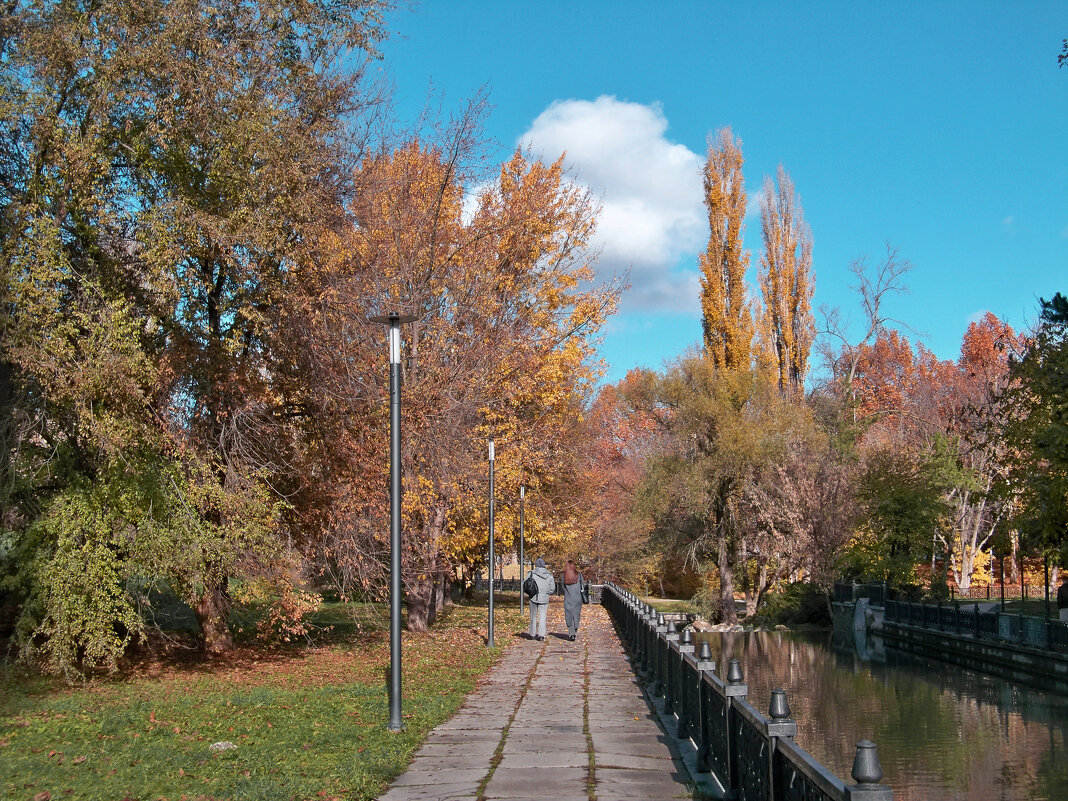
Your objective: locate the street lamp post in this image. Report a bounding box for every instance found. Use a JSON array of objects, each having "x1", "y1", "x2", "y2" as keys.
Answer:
[
  {"x1": 519, "y1": 484, "x2": 525, "y2": 614},
  {"x1": 370, "y1": 312, "x2": 416, "y2": 733},
  {"x1": 487, "y1": 438, "x2": 495, "y2": 647}
]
